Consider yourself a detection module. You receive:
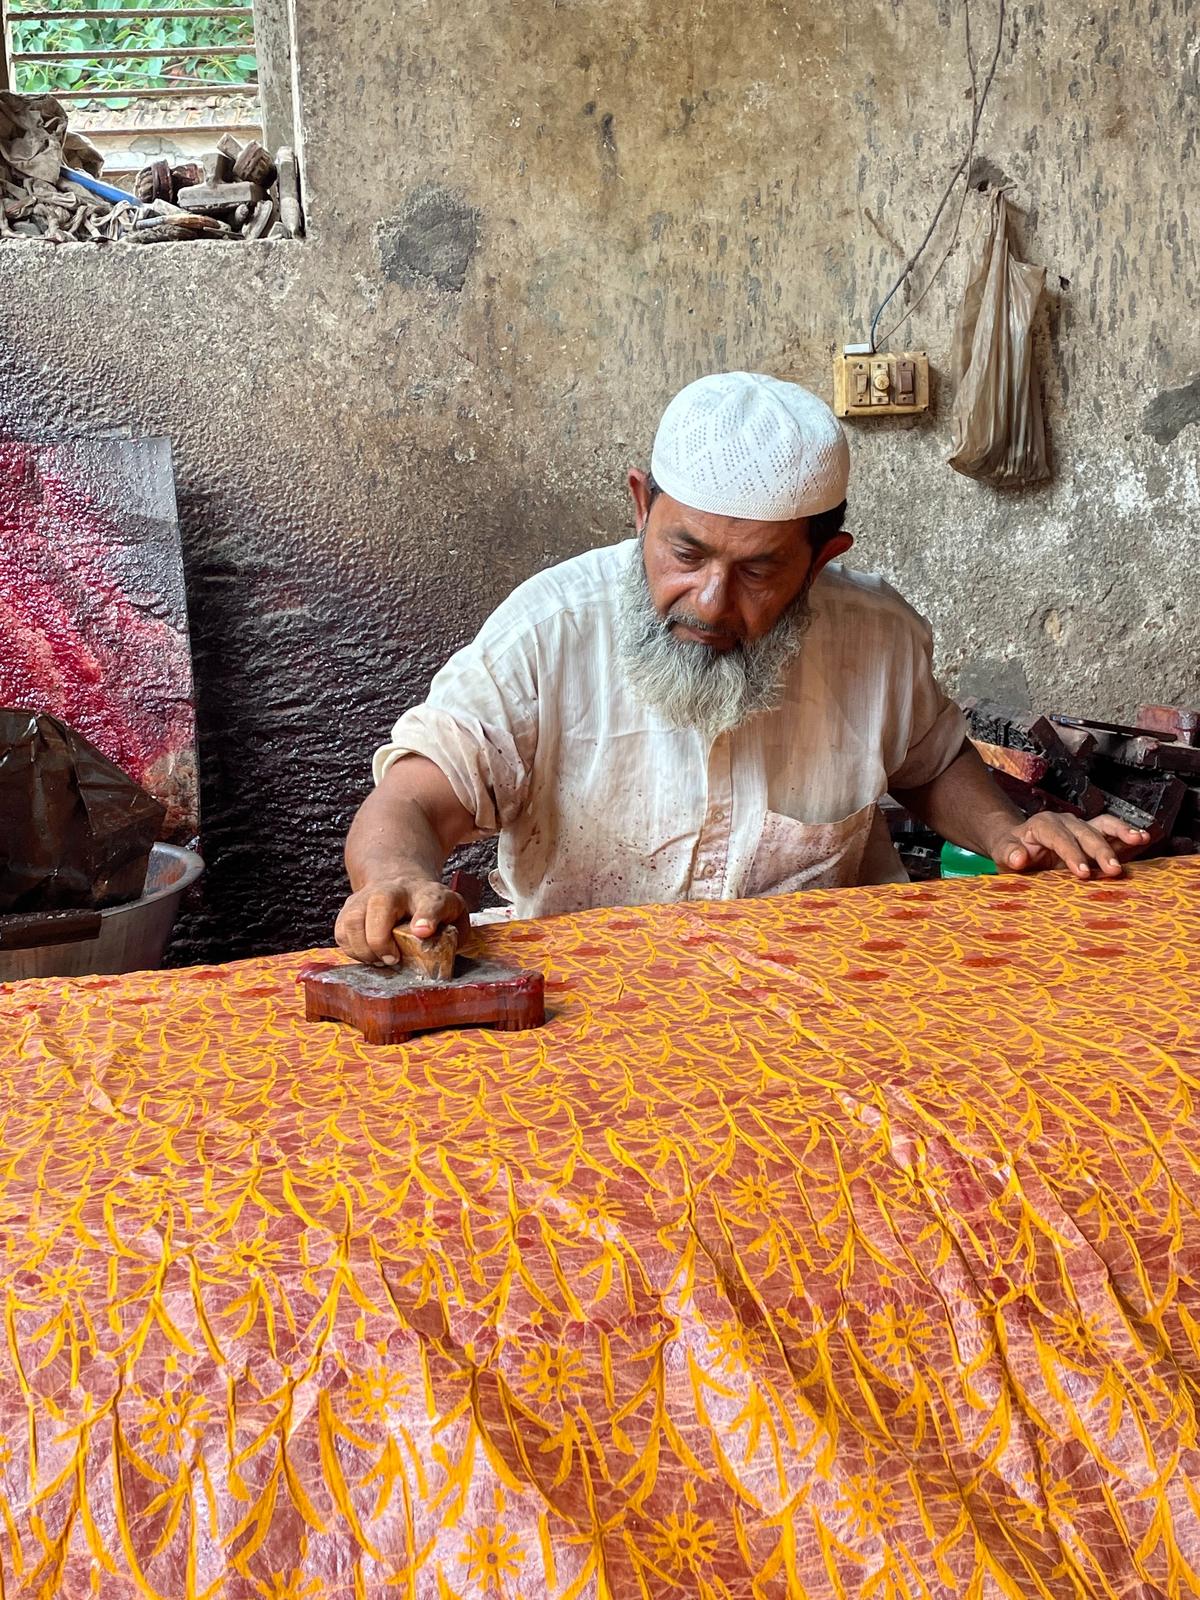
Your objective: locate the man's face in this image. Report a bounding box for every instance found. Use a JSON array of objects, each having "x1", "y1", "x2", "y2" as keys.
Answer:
[{"x1": 628, "y1": 470, "x2": 850, "y2": 649}]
